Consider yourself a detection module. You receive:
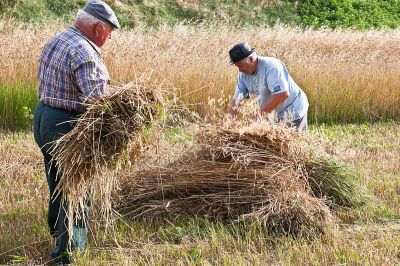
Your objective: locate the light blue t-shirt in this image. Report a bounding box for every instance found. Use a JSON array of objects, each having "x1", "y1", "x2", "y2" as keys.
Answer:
[{"x1": 233, "y1": 56, "x2": 309, "y2": 120}]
